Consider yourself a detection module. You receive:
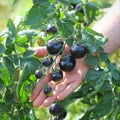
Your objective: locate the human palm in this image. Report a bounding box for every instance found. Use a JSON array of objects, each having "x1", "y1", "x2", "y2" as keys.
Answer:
[{"x1": 30, "y1": 47, "x2": 89, "y2": 107}]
